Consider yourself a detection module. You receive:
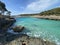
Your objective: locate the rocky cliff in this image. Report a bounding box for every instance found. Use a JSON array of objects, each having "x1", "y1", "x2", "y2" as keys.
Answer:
[{"x1": 0, "y1": 15, "x2": 16, "y2": 35}]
